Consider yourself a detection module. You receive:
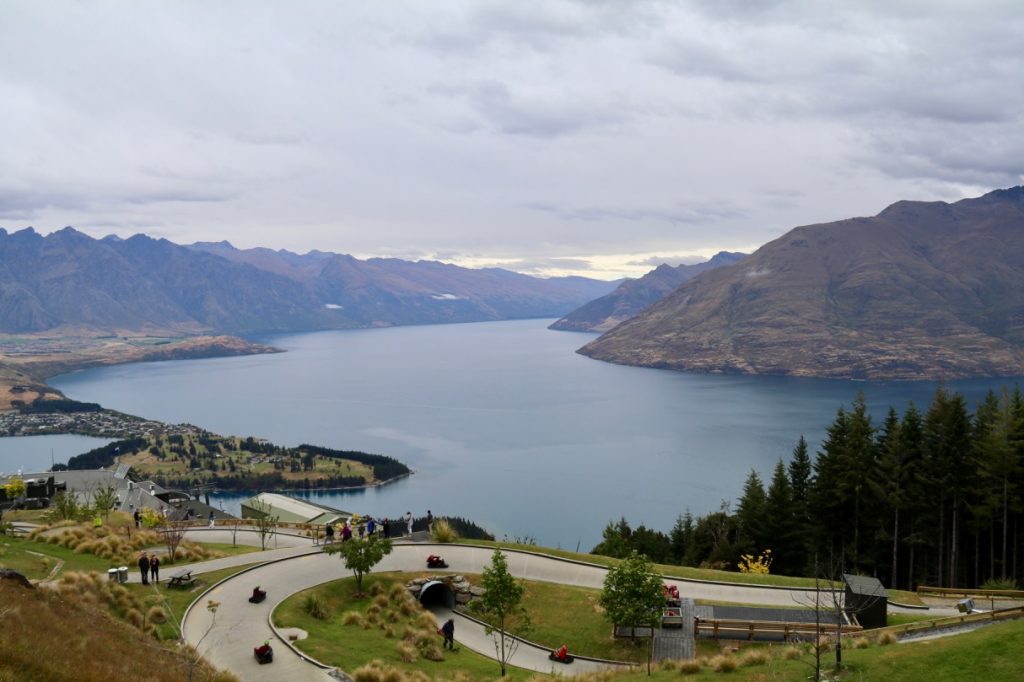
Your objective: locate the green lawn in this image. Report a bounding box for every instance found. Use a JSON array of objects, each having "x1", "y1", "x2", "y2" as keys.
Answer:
[
  {"x1": 274, "y1": 572, "x2": 537, "y2": 680},
  {"x1": 0, "y1": 534, "x2": 113, "y2": 579}
]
